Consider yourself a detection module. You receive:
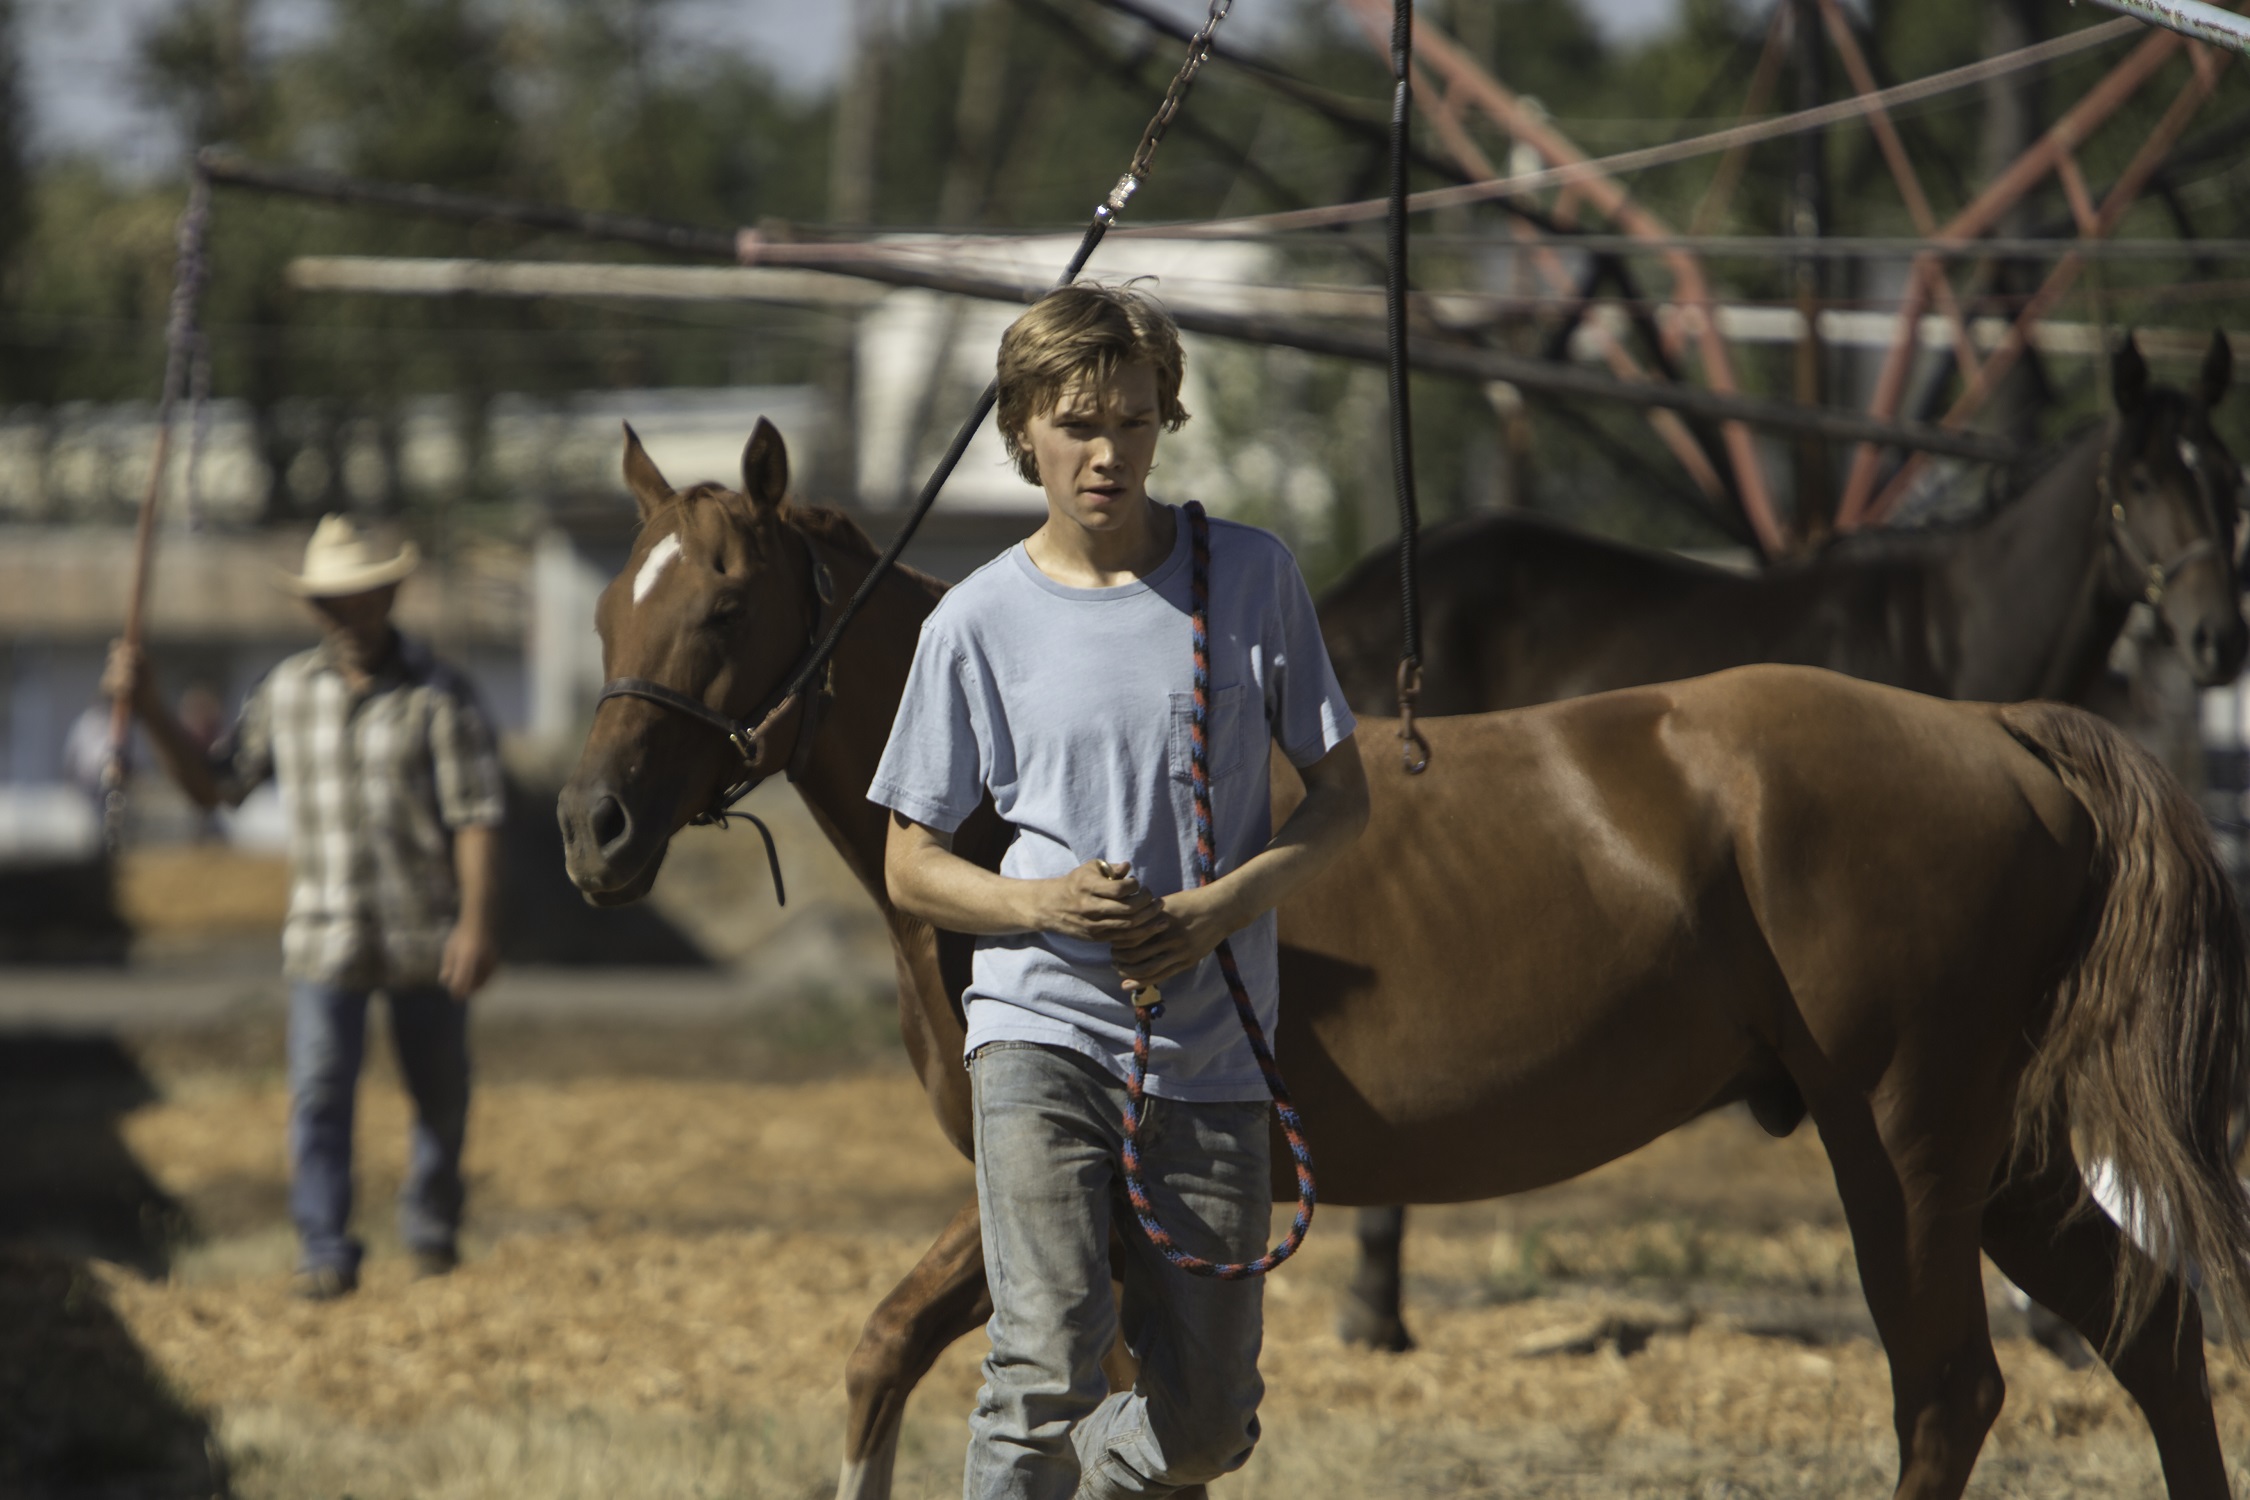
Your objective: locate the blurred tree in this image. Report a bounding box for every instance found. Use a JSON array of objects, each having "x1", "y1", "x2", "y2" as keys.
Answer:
[
  {"x1": 139, "y1": 0, "x2": 268, "y2": 150},
  {"x1": 0, "y1": 0, "x2": 2235, "y2": 551},
  {"x1": 0, "y1": 0, "x2": 30, "y2": 404}
]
